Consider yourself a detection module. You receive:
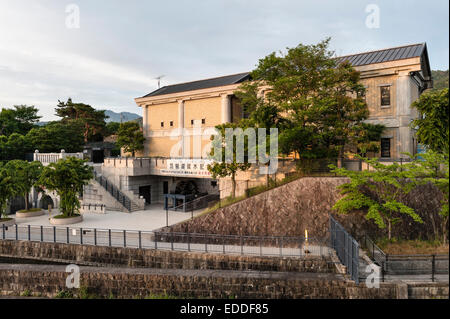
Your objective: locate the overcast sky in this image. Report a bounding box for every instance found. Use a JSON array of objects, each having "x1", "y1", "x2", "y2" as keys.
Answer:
[{"x1": 0, "y1": 0, "x2": 448, "y2": 121}]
